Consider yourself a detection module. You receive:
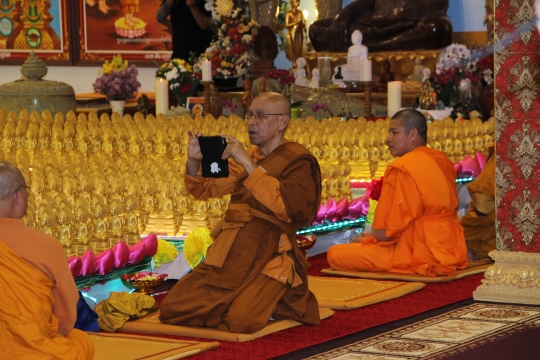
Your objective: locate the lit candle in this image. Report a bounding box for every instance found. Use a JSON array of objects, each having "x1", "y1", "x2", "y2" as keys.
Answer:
[
  {"x1": 155, "y1": 78, "x2": 169, "y2": 115},
  {"x1": 362, "y1": 59, "x2": 372, "y2": 81},
  {"x1": 202, "y1": 58, "x2": 212, "y2": 81},
  {"x1": 387, "y1": 81, "x2": 402, "y2": 118}
]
